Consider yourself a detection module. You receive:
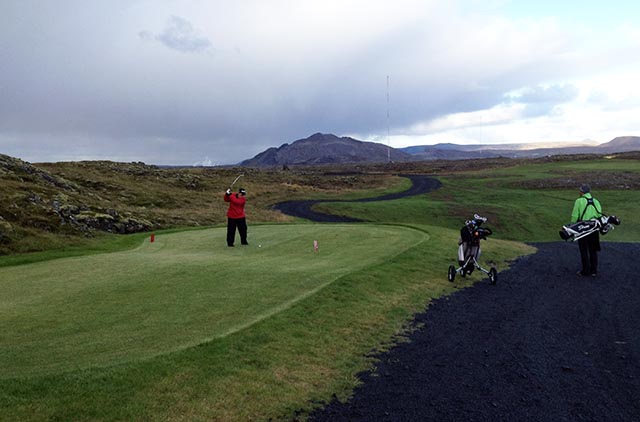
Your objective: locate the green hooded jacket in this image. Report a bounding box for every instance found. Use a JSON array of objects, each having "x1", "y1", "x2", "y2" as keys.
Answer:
[{"x1": 571, "y1": 192, "x2": 602, "y2": 223}]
